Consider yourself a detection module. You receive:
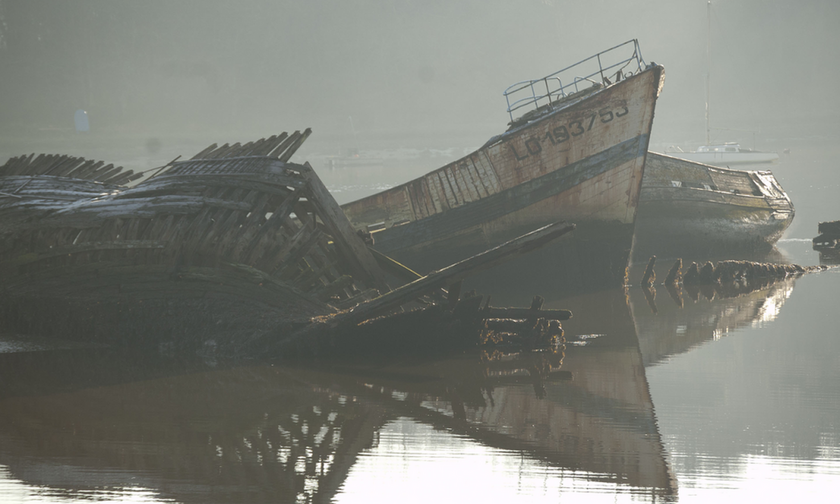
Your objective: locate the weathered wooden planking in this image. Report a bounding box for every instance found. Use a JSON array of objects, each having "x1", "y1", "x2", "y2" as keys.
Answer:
[{"x1": 1, "y1": 129, "x2": 394, "y2": 312}]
